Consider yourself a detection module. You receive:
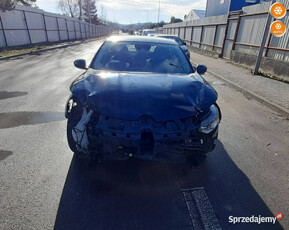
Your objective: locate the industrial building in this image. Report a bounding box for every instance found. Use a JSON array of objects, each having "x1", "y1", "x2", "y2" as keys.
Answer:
[{"x1": 205, "y1": 0, "x2": 271, "y2": 17}]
